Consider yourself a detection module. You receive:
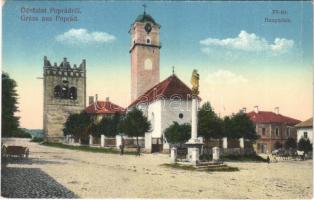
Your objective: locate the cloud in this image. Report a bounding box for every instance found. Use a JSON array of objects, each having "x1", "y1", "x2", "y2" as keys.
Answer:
[
  {"x1": 206, "y1": 70, "x2": 248, "y2": 84},
  {"x1": 200, "y1": 30, "x2": 294, "y2": 55},
  {"x1": 56, "y1": 28, "x2": 116, "y2": 44}
]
